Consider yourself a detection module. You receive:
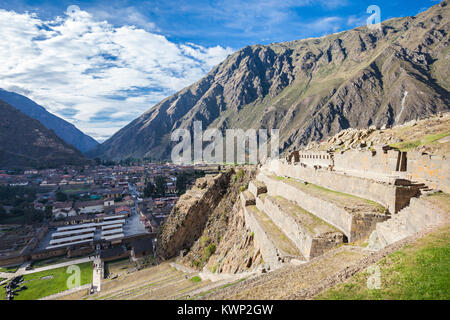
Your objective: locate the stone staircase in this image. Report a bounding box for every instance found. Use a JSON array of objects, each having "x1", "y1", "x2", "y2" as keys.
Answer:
[{"x1": 239, "y1": 168, "x2": 393, "y2": 270}]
